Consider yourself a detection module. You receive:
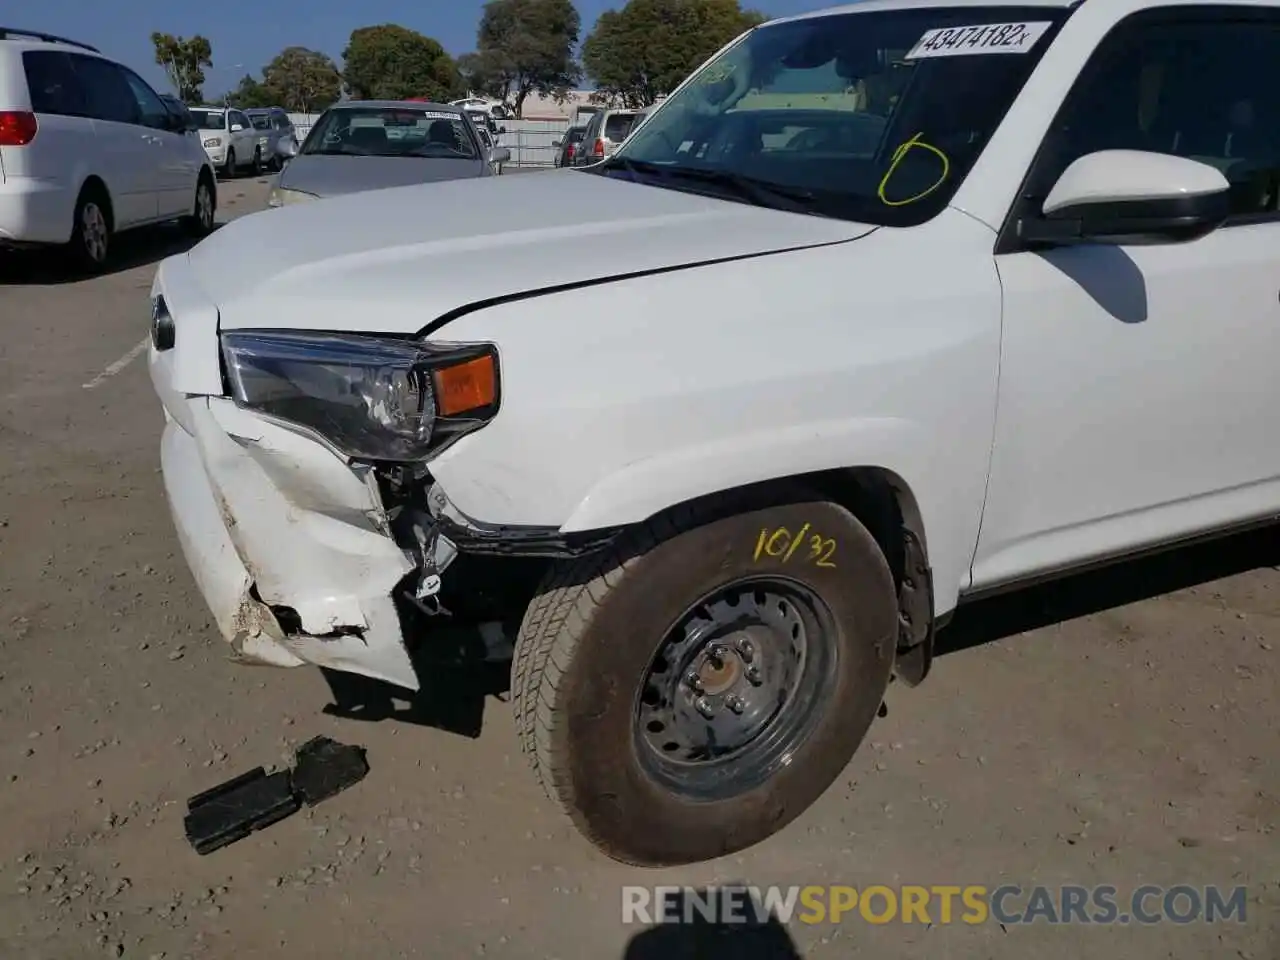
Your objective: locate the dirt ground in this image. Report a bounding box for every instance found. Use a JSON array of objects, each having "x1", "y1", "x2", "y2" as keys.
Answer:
[{"x1": 0, "y1": 174, "x2": 1276, "y2": 960}]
